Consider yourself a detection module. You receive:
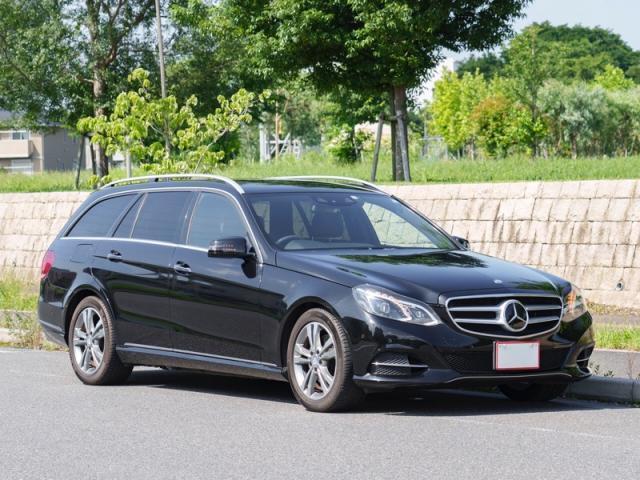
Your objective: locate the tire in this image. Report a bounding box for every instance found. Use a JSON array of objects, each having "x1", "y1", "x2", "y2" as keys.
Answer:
[
  {"x1": 68, "y1": 296, "x2": 132, "y2": 385},
  {"x1": 499, "y1": 382, "x2": 568, "y2": 402},
  {"x1": 286, "y1": 308, "x2": 364, "y2": 412}
]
